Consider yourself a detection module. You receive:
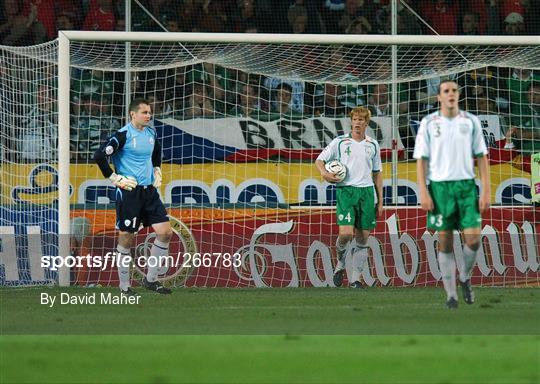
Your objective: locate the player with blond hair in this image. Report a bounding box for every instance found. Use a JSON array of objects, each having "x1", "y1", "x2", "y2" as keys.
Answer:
[{"x1": 316, "y1": 106, "x2": 383, "y2": 288}]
